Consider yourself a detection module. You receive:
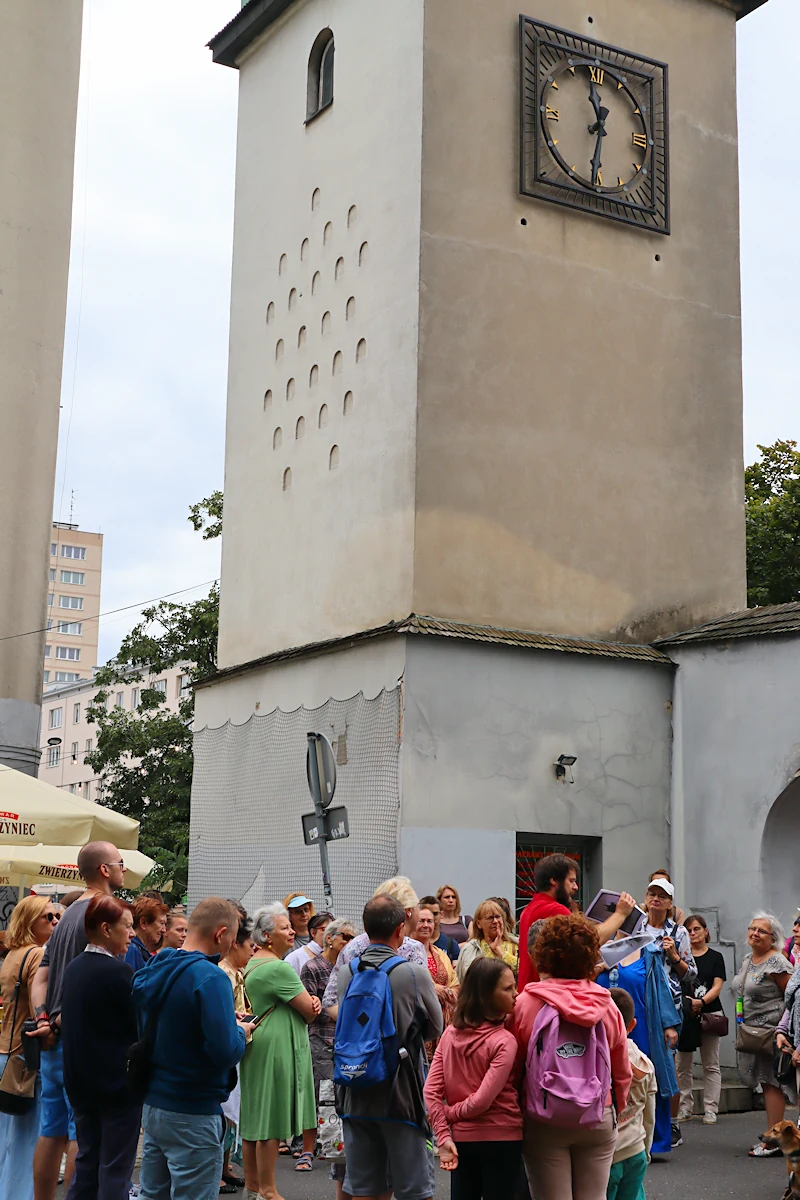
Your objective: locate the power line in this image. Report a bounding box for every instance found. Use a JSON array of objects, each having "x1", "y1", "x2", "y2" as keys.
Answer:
[{"x1": 0, "y1": 579, "x2": 219, "y2": 645}]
